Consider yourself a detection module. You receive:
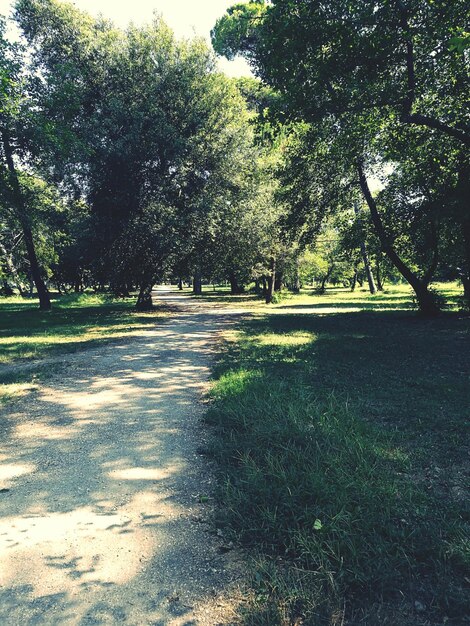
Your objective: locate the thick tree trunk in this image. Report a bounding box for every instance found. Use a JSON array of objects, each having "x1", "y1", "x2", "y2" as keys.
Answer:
[
  {"x1": 193, "y1": 272, "x2": 202, "y2": 295},
  {"x1": 1, "y1": 129, "x2": 51, "y2": 310},
  {"x1": 136, "y1": 282, "x2": 154, "y2": 311},
  {"x1": 357, "y1": 161, "x2": 439, "y2": 317},
  {"x1": 265, "y1": 257, "x2": 276, "y2": 304},
  {"x1": 229, "y1": 273, "x2": 244, "y2": 295},
  {"x1": 274, "y1": 272, "x2": 283, "y2": 292},
  {"x1": 178, "y1": 277, "x2": 183, "y2": 290}
]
